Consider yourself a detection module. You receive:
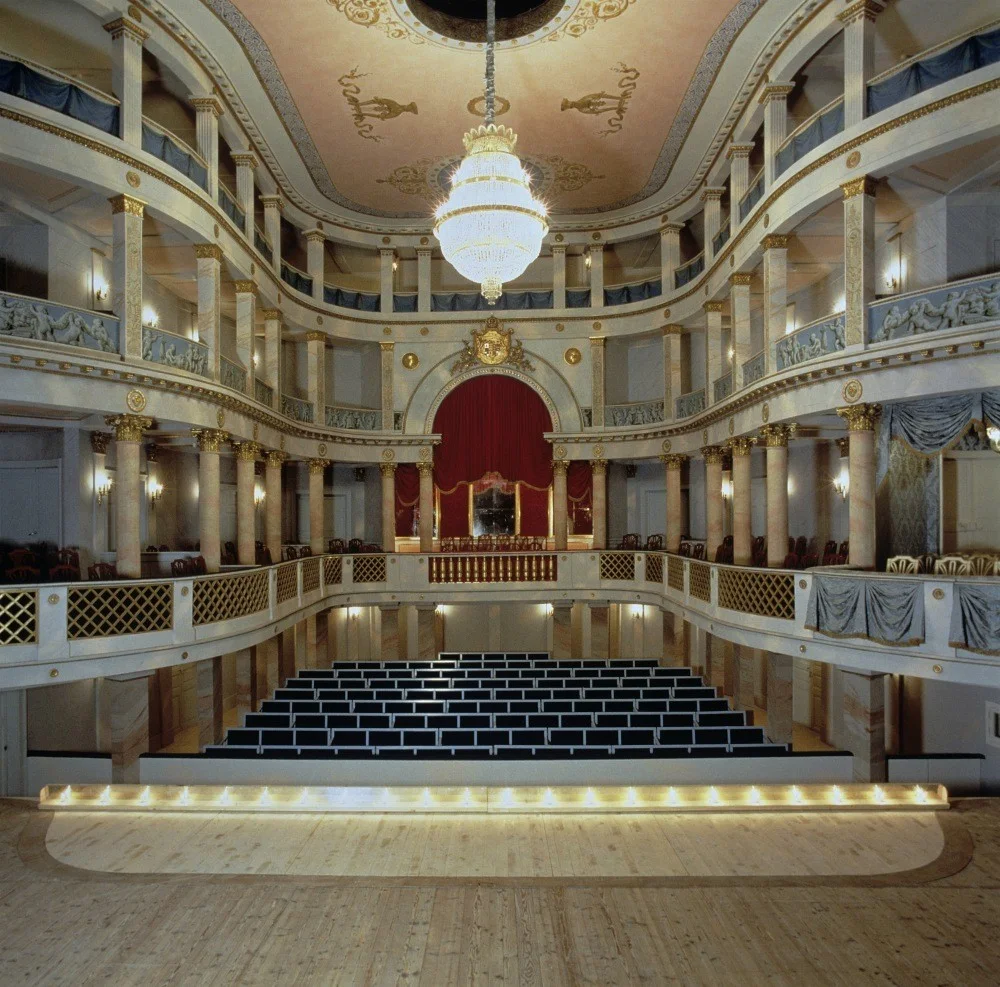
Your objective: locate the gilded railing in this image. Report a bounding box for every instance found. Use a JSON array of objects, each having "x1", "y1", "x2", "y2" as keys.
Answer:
[
  {"x1": 688, "y1": 560, "x2": 711, "y2": 603},
  {"x1": 0, "y1": 589, "x2": 37, "y2": 645},
  {"x1": 323, "y1": 555, "x2": 343, "y2": 585},
  {"x1": 192, "y1": 569, "x2": 269, "y2": 625},
  {"x1": 275, "y1": 562, "x2": 298, "y2": 604},
  {"x1": 67, "y1": 583, "x2": 172, "y2": 639},
  {"x1": 667, "y1": 555, "x2": 685, "y2": 592},
  {"x1": 718, "y1": 567, "x2": 795, "y2": 620},
  {"x1": 301, "y1": 556, "x2": 321, "y2": 593},
  {"x1": 351, "y1": 554, "x2": 388, "y2": 584},
  {"x1": 600, "y1": 552, "x2": 636, "y2": 581},
  {"x1": 644, "y1": 553, "x2": 664, "y2": 584},
  {"x1": 428, "y1": 553, "x2": 558, "y2": 583}
]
